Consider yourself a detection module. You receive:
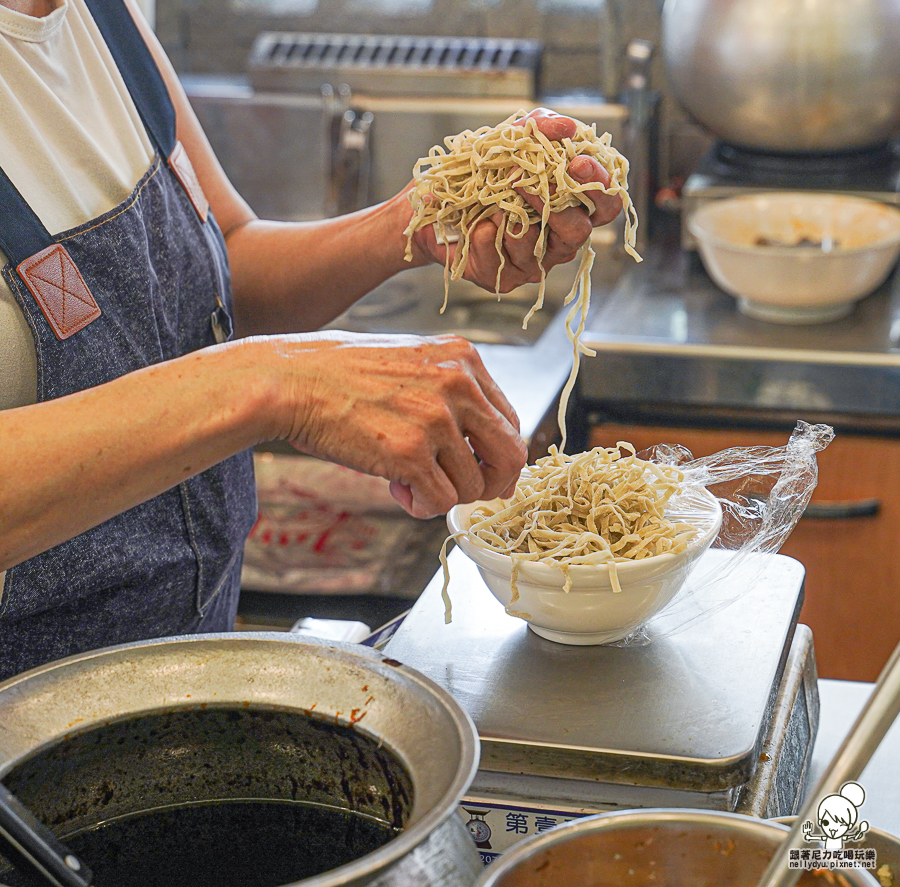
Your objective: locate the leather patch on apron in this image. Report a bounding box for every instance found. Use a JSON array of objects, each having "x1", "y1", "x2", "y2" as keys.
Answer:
[
  {"x1": 168, "y1": 141, "x2": 209, "y2": 223},
  {"x1": 17, "y1": 244, "x2": 101, "y2": 340}
]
